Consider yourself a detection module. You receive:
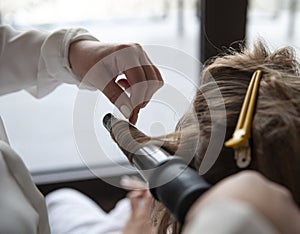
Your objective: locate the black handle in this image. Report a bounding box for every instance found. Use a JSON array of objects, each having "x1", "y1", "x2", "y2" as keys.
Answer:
[
  {"x1": 148, "y1": 158, "x2": 211, "y2": 224},
  {"x1": 102, "y1": 113, "x2": 211, "y2": 224}
]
